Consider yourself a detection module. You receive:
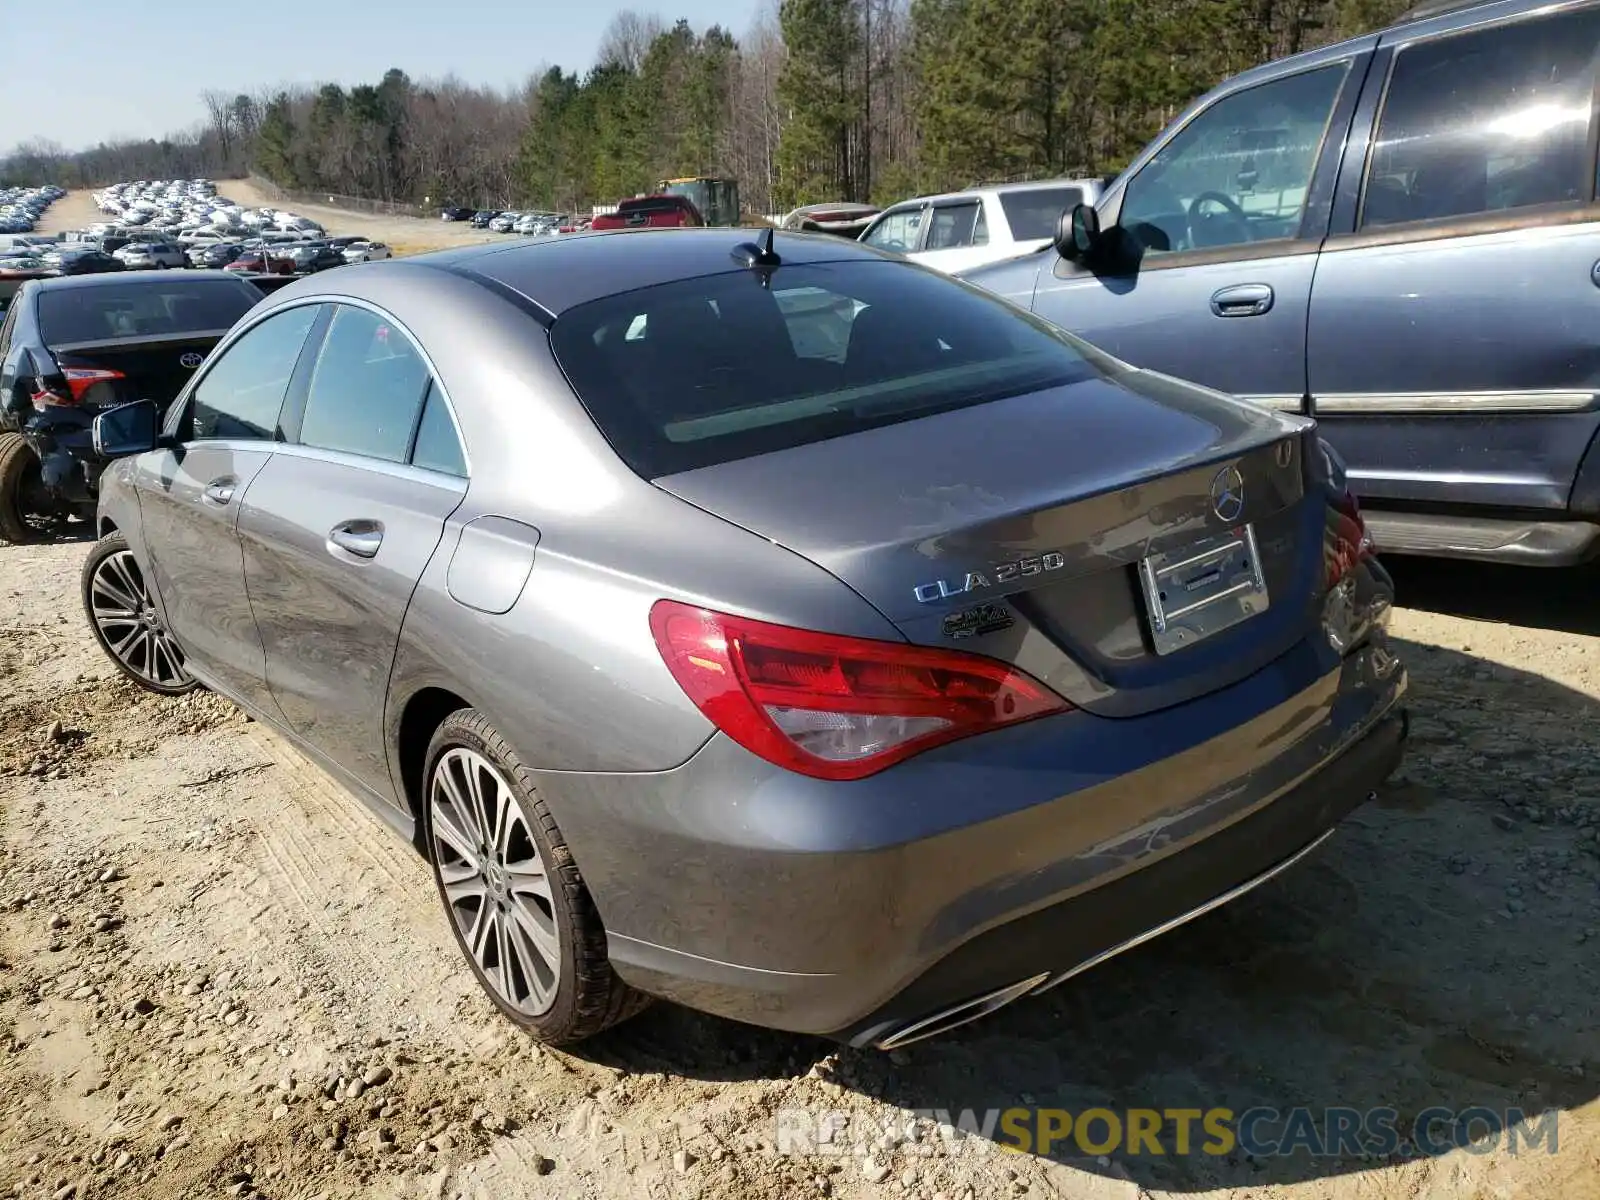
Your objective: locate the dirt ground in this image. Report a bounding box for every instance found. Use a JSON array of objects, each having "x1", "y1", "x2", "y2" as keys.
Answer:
[
  {"x1": 0, "y1": 534, "x2": 1596, "y2": 1200},
  {"x1": 33, "y1": 182, "x2": 499, "y2": 256}
]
